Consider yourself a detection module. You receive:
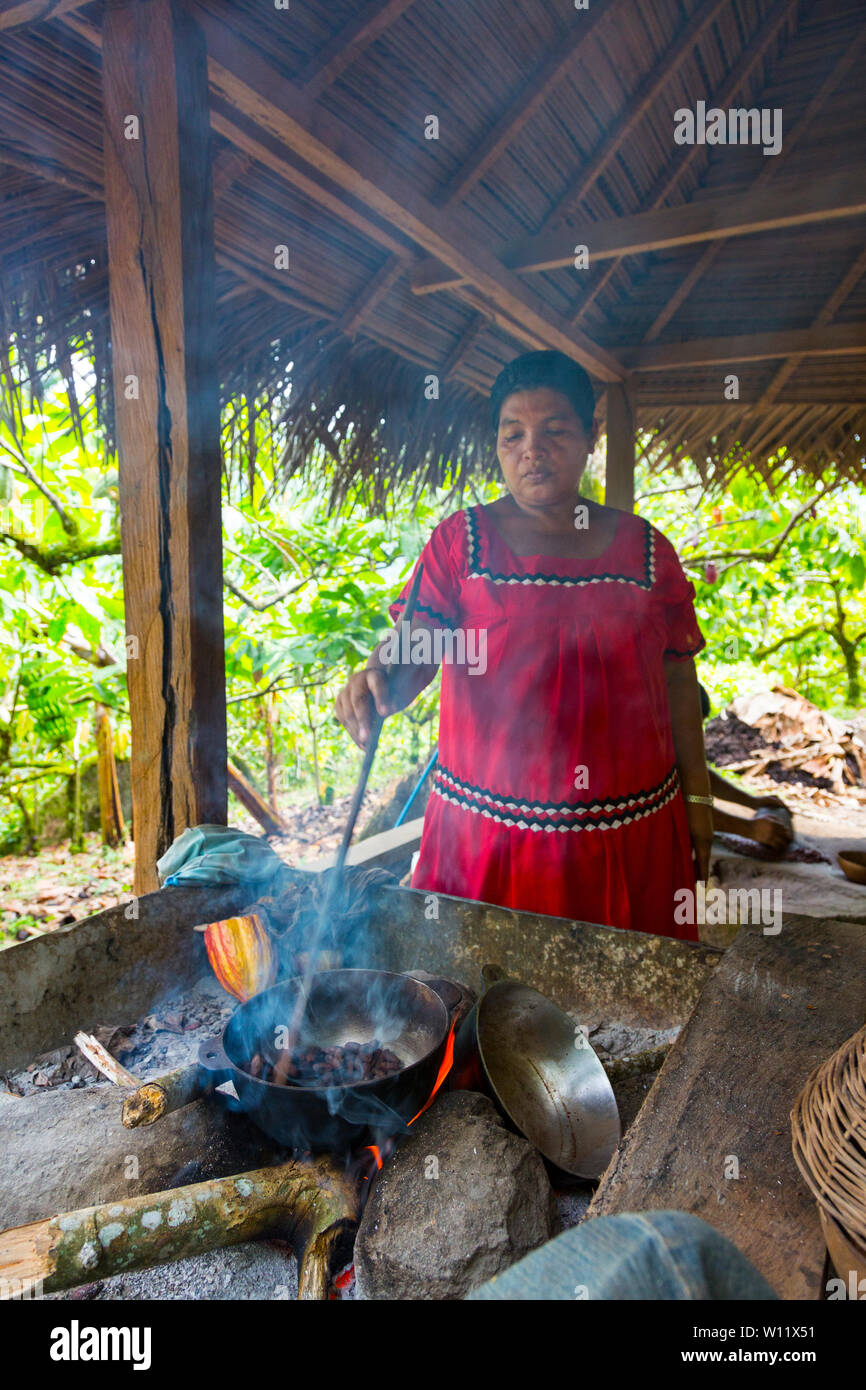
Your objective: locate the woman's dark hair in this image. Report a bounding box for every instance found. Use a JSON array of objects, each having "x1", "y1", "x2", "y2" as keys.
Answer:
[
  {"x1": 698, "y1": 683, "x2": 711, "y2": 720},
  {"x1": 490, "y1": 350, "x2": 596, "y2": 436}
]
